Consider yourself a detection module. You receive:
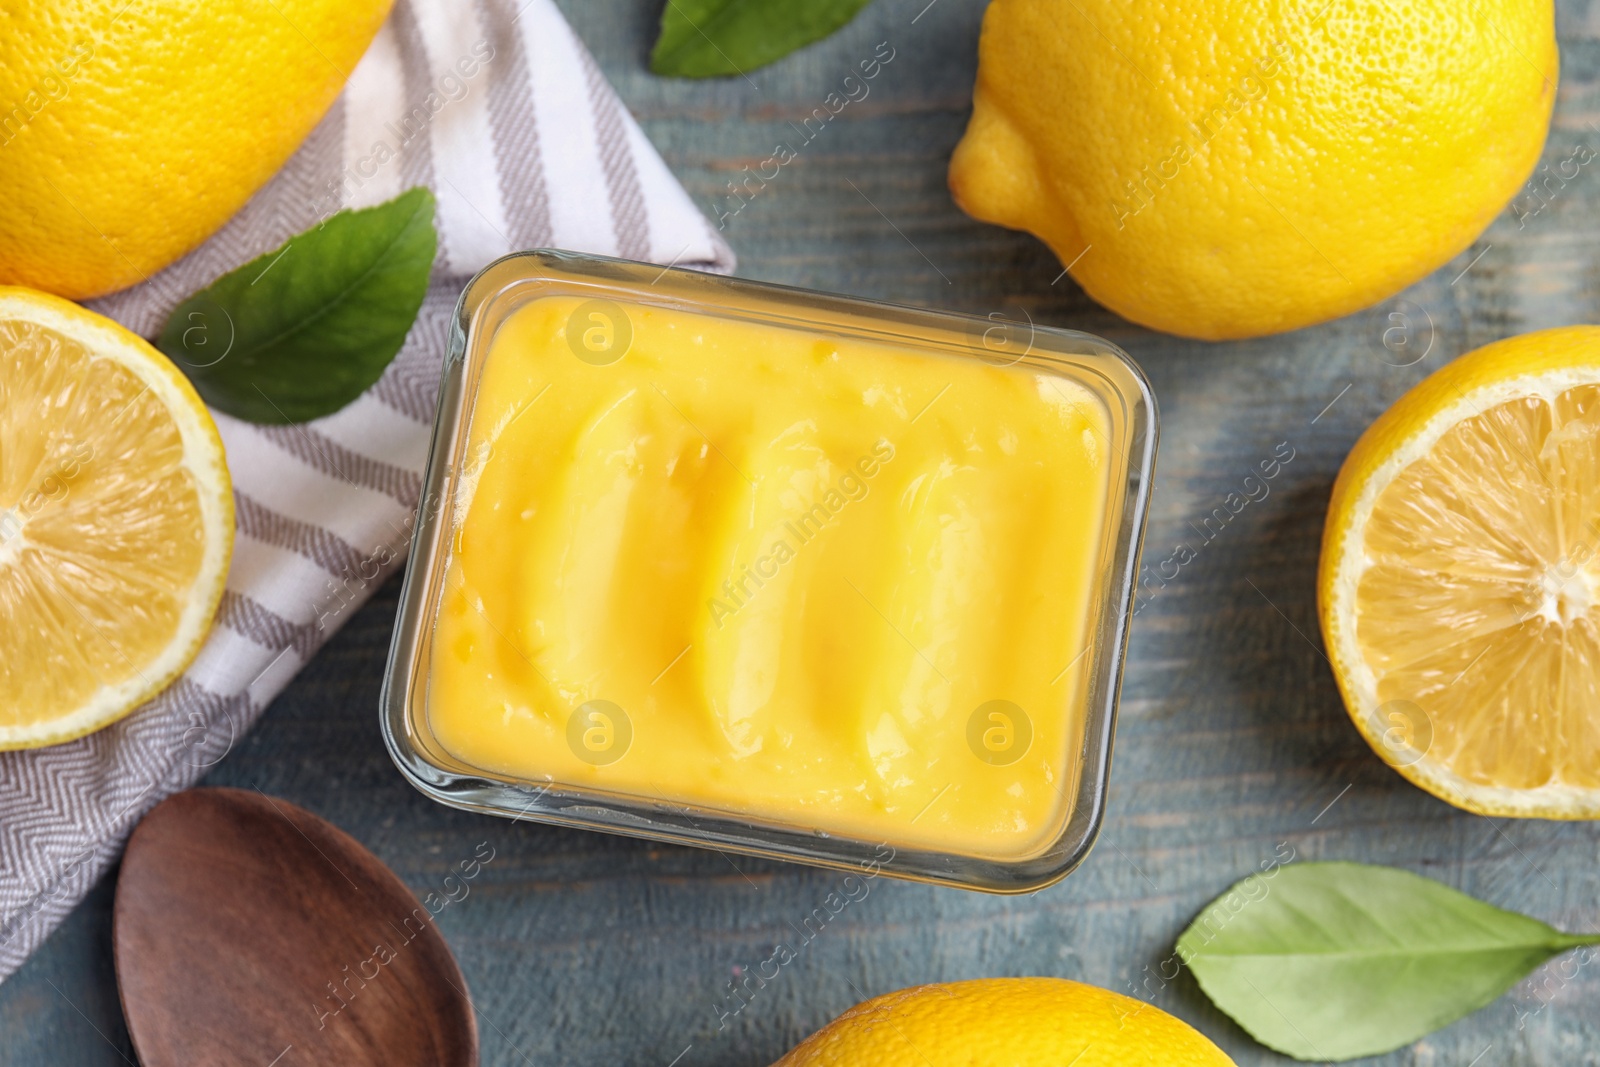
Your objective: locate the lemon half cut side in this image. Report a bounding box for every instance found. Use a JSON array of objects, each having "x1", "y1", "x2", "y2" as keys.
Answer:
[
  {"x1": 0, "y1": 287, "x2": 233, "y2": 749},
  {"x1": 1321, "y1": 326, "x2": 1600, "y2": 818}
]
